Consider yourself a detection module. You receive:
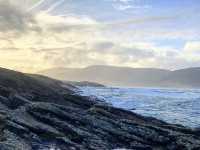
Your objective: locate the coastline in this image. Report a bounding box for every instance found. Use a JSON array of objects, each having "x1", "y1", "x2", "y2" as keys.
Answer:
[{"x1": 0, "y1": 68, "x2": 200, "y2": 149}]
